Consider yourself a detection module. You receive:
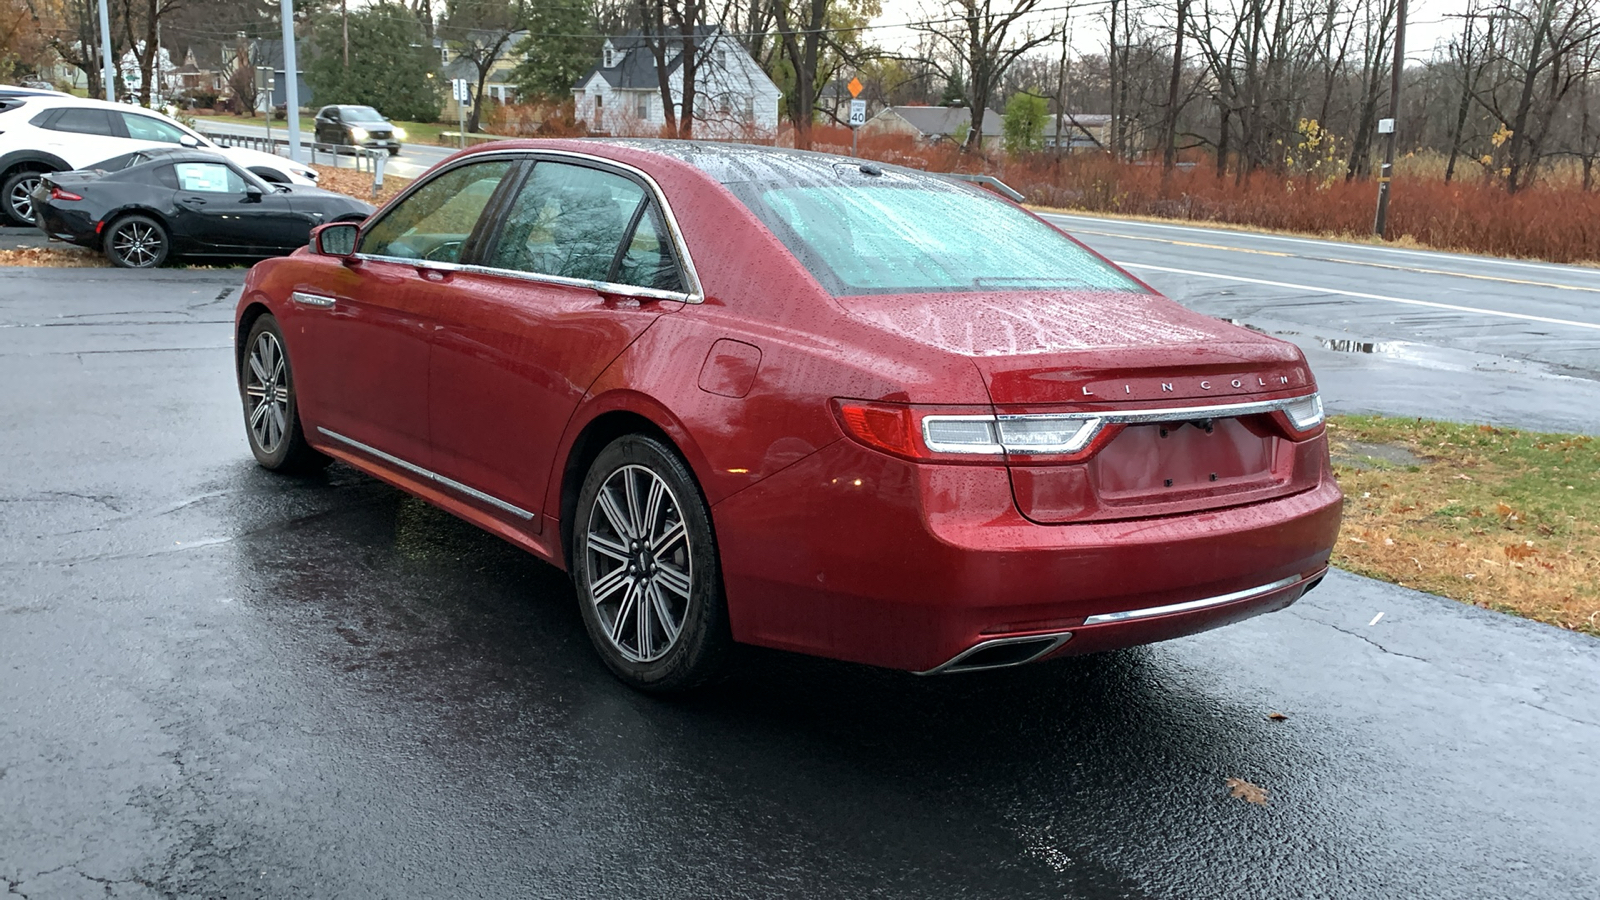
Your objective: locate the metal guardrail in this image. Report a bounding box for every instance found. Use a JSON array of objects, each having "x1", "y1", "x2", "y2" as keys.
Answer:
[
  {"x1": 439, "y1": 130, "x2": 516, "y2": 147},
  {"x1": 938, "y1": 173, "x2": 1026, "y2": 203},
  {"x1": 199, "y1": 130, "x2": 389, "y2": 197}
]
